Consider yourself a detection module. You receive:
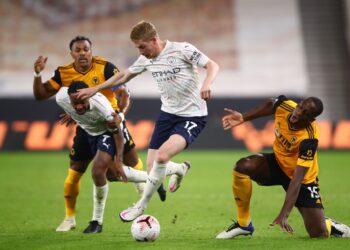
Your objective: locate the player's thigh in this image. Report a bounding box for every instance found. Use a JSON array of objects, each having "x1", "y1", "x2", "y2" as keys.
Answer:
[
  {"x1": 92, "y1": 150, "x2": 113, "y2": 175},
  {"x1": 235, "y1": 153, "x2": 272, "y2": 184},
  {"x1": 69, "y1": 126, "x2": 93, "y2": 173},
  {"x1": 156, "y1": 134, "x2": 187, "y2": 163},
  {"x1": 122, "y1": 147, "x2": 139, "y2": 167},
  {"x1": 298, "y1": 207, "x2": 328, "y2": 237}
]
